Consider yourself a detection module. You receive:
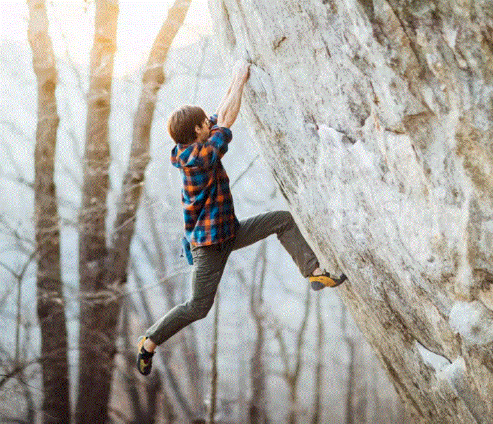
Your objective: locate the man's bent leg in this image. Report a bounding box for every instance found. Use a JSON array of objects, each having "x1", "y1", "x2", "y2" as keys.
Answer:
[
  {"x1": 232, "y1": 211, "x2": 319, "y2": 277},
  {"x1": 145, "y1": 244, "x2": 229, "y2": 346}
]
